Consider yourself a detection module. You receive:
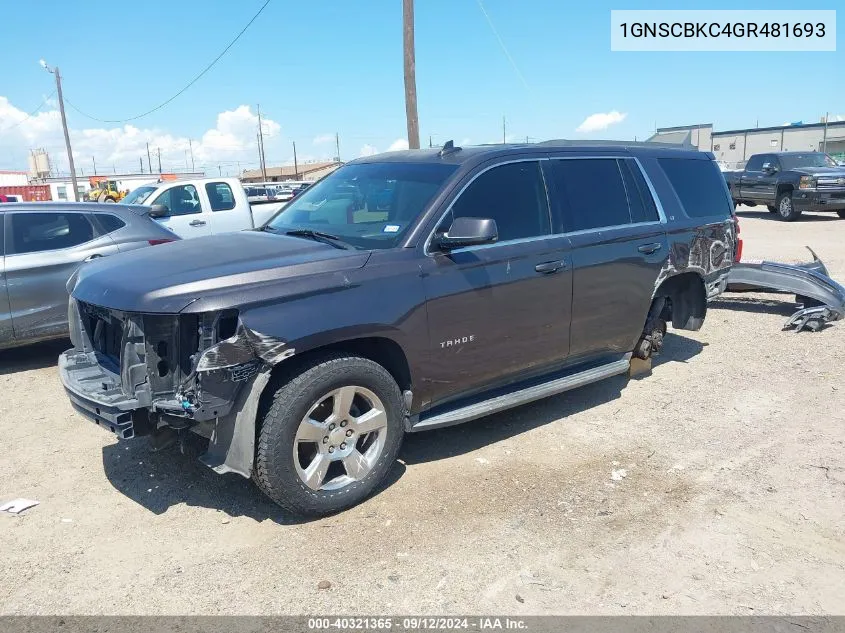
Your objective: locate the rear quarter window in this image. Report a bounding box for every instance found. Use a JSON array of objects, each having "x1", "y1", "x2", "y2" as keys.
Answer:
[
  {"x1": 94, "y1": 214, "x2": 126, "y2": 234},
  {"x1": 658, "y1": 158, "x2": 733, "y2": 219}
]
